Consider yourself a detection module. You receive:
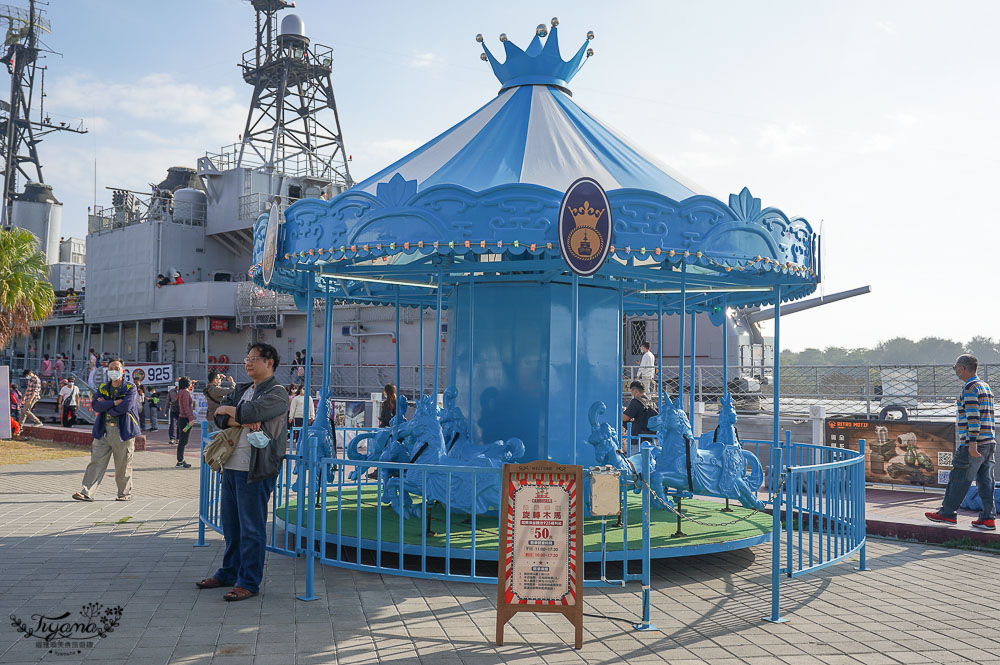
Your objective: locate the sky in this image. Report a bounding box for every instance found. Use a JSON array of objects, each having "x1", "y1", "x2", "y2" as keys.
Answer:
[{"x1": 20, "y1": 0, "x2": 1000, "y2": 352}]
